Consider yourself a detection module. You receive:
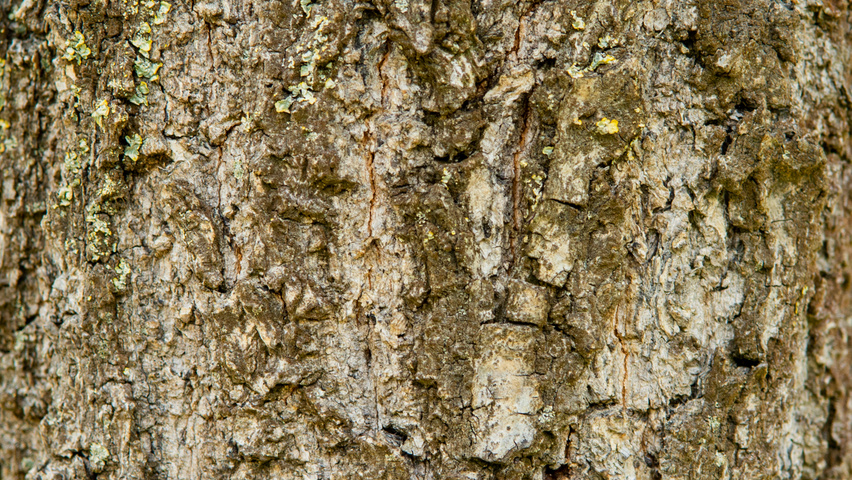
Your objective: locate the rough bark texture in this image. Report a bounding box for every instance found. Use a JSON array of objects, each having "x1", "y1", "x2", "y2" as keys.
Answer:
[{"x1": 2, "y1": 0, "x2": 852, "y2": 478}]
